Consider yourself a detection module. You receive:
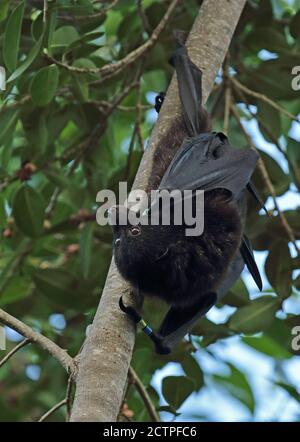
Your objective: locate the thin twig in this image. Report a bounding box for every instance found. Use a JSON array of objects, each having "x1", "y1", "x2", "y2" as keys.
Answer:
[
  {"x1": 38, "y1": 399, "x2": 67, "y2": 422},
  {"x1": 65, "y1": 376, "x2": 74, "y2": 422},
  {"x1": 59, "y1": 0, "x2": 119, "y2": 21},
  {"x1": 0, "y1": 339, "x2": 30, "y2": 368},
  {"x1": 128, "y1": 366, "x2": 160, "y2": 422},
  {"x1": 245, "y1": 102, "x2": 300, "y2": 191},
  {"x1": 90, "y1": 101, "x2": 152, "y2": 112},
  {"x1": 39, "y1": 371, "x2": 74, "y2": 422},
  {"x1": 125, "y1": 127, "x2": 137, "y2": 180},
  {"x1": 137, "y1": 0, "x2": 152, "y2": 35},
  {"x1": 223, "y1": 85, "x2": 231, "y2": 135},
  {"x1": 231, "y1": 76, "x2": 300, "y2": 123},
  {"x1": 0, "y1": 96, "x2": 31, "y2": 114},
  {"x1": 231, "y1": 104, "x2": 299, "y2": 255},
  {"x1": 135, "y1": 79, "x2": 144, "y2": 151},
  {"x1": 0, "y1": 308, "x2": 76, "y2": 376},
  {"x1": 232, "y1": 80, "x2": 300, "y2": 193},
  {"x1": 43, "y1": 0, "x2": 48, "y2": 23},
  {"x1": 45, "y1": 0, "x2": 180, "y2": 79}
]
